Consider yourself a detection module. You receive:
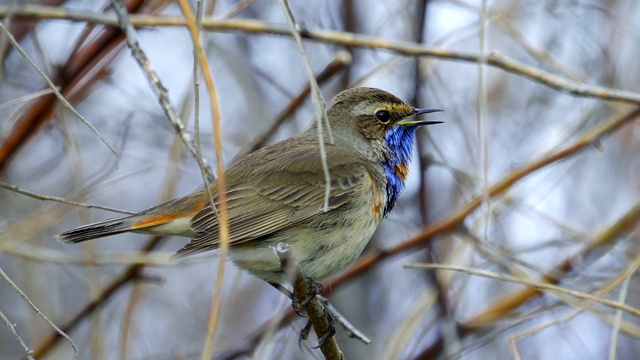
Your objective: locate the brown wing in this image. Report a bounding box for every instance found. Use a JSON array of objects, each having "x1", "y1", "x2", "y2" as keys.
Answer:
[{"x1": 174, "y1": 141, "x2": 372, "y2": 257}]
